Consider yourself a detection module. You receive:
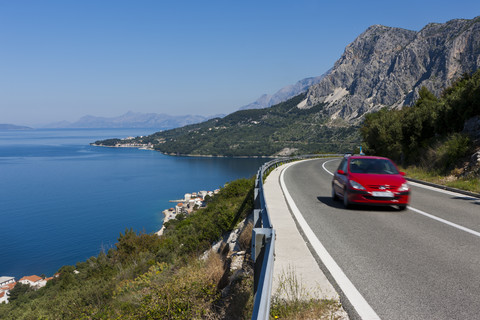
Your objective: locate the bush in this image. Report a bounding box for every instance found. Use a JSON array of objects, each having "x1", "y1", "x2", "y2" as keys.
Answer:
[{"x1": 436, "y1": 133, "x2": 472, "y2": 172}]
